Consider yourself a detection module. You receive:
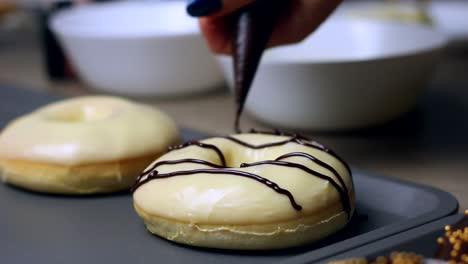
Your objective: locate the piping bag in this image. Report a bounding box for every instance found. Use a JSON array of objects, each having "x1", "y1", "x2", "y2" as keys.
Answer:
[{"x1": 233, "y1": 0, "x2": 283, "y2": 133}]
